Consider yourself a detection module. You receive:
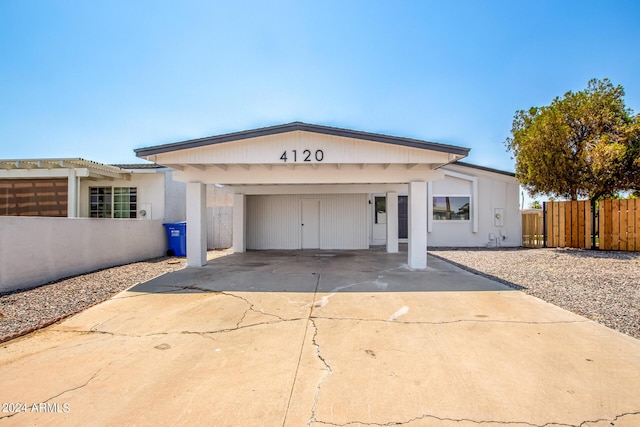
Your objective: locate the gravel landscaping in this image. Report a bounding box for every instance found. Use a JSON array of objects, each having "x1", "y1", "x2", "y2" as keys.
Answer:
[
  {"x1": 0, "y1": 257, "x2": 188, "y2": 343},
  {"x1": 430, "y1": 247, "x2": 640, "y2": 340}
]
